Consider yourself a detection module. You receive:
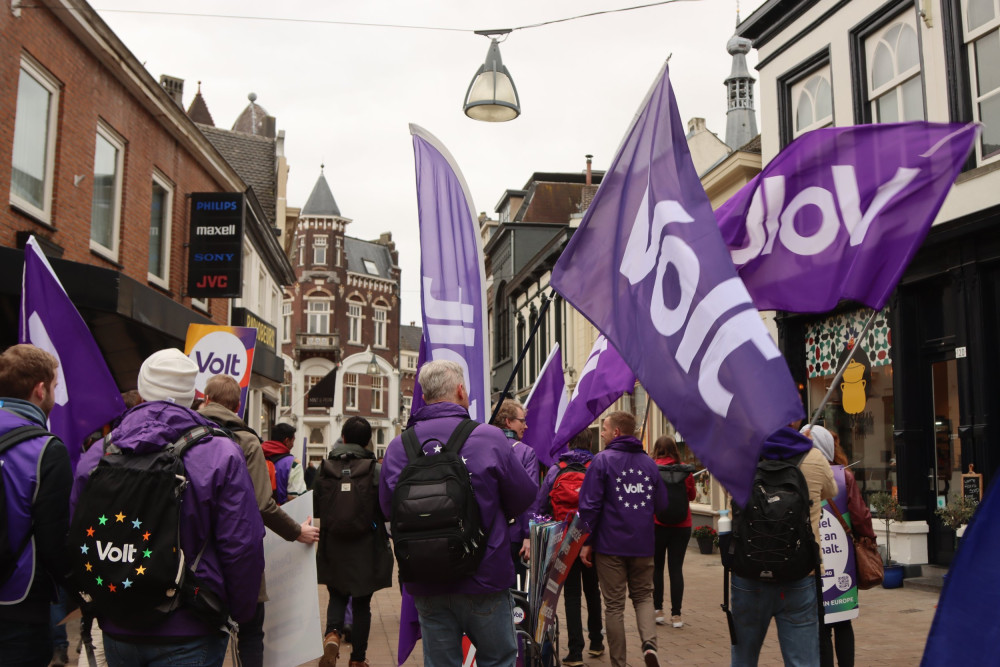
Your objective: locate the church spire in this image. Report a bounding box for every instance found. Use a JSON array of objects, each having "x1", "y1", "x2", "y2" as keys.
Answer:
[{"x1": 724, "y1": 11, "x2": 757, "y2": 150}]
